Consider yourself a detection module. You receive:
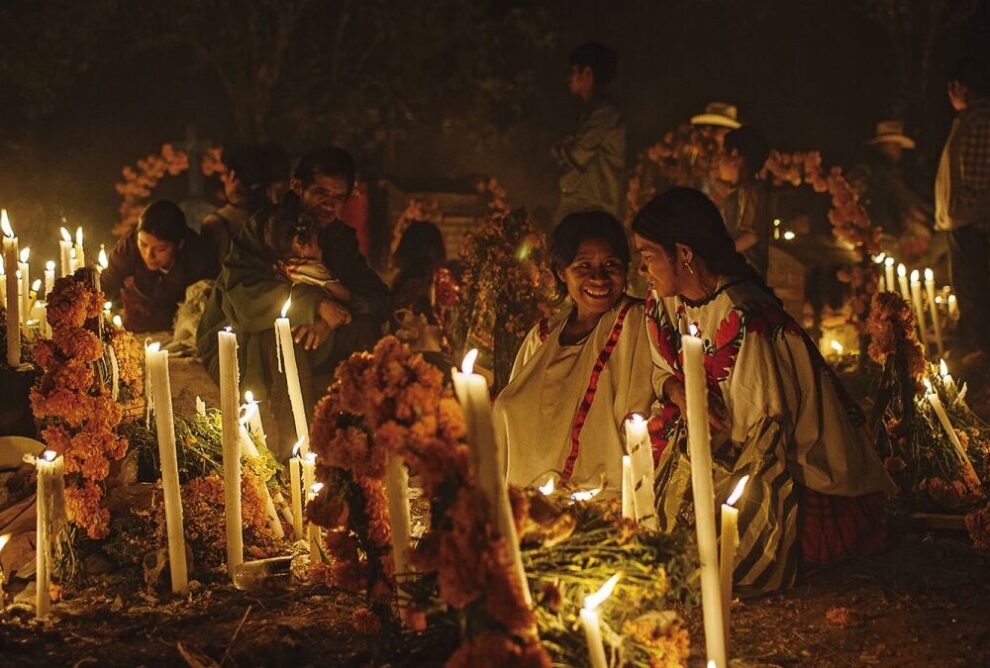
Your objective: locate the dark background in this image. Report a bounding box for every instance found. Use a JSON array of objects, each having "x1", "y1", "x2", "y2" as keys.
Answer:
[{"x1": 0, "y1": 0, "x2": 987, "y2": 262}]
